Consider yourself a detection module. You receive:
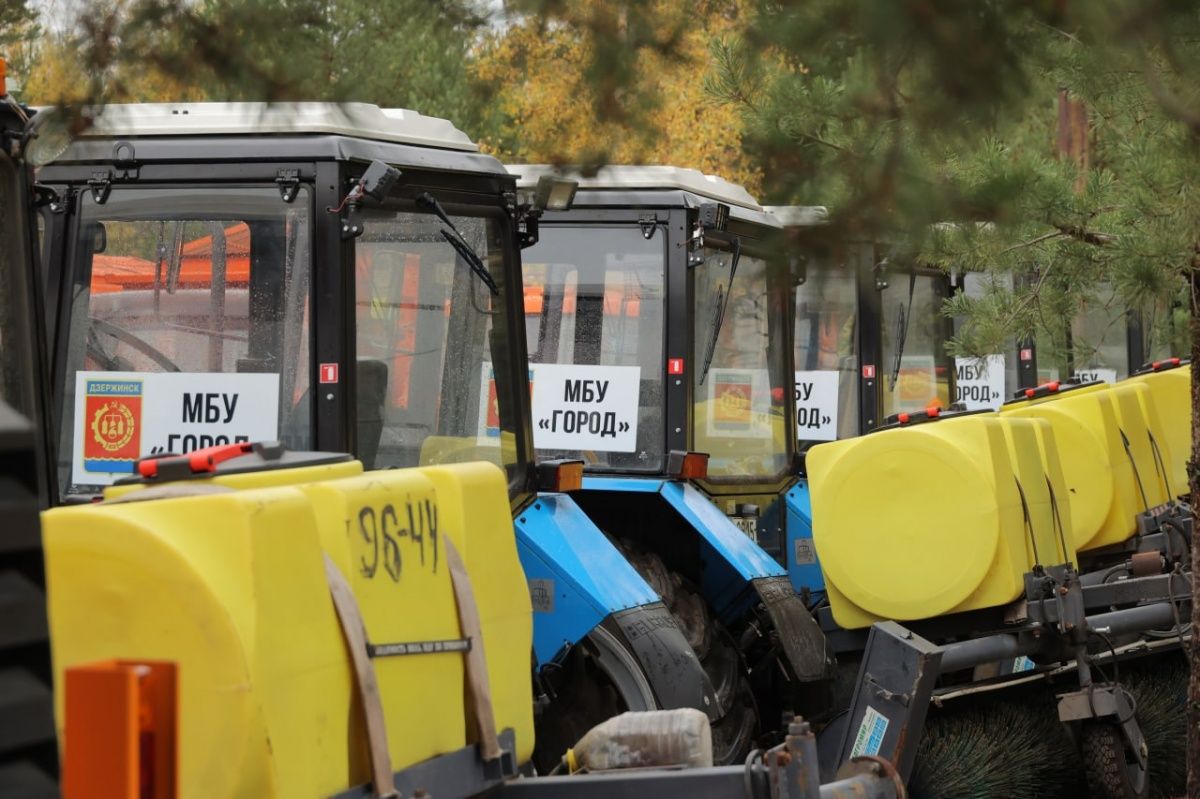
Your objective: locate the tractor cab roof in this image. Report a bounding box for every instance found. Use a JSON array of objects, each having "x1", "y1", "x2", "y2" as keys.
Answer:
[
  {"x1": 37, "y1": 102, "x2": 507, "y2": 176},
  {"x1": 74, "y1": 102, "x2": 477, "y2": 150},
  {"x1": 764, "y1": 205, "x2": 828, "y2": 227},
  {"x1": 509, "y1": 164, "x2": 780, "y2": 227}
]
